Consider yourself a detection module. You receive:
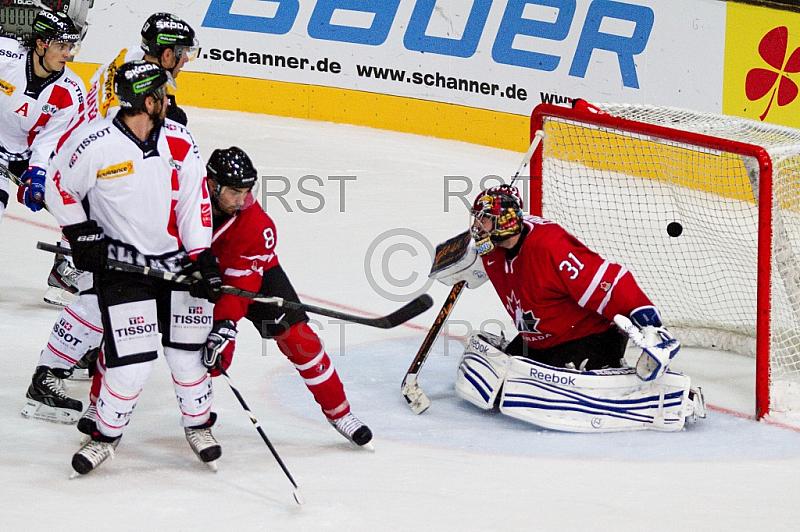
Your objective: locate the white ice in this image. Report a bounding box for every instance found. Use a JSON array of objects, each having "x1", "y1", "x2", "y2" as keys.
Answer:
[{"x1": 2, "y1": 108, "x2": 799, "y2": 530}]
